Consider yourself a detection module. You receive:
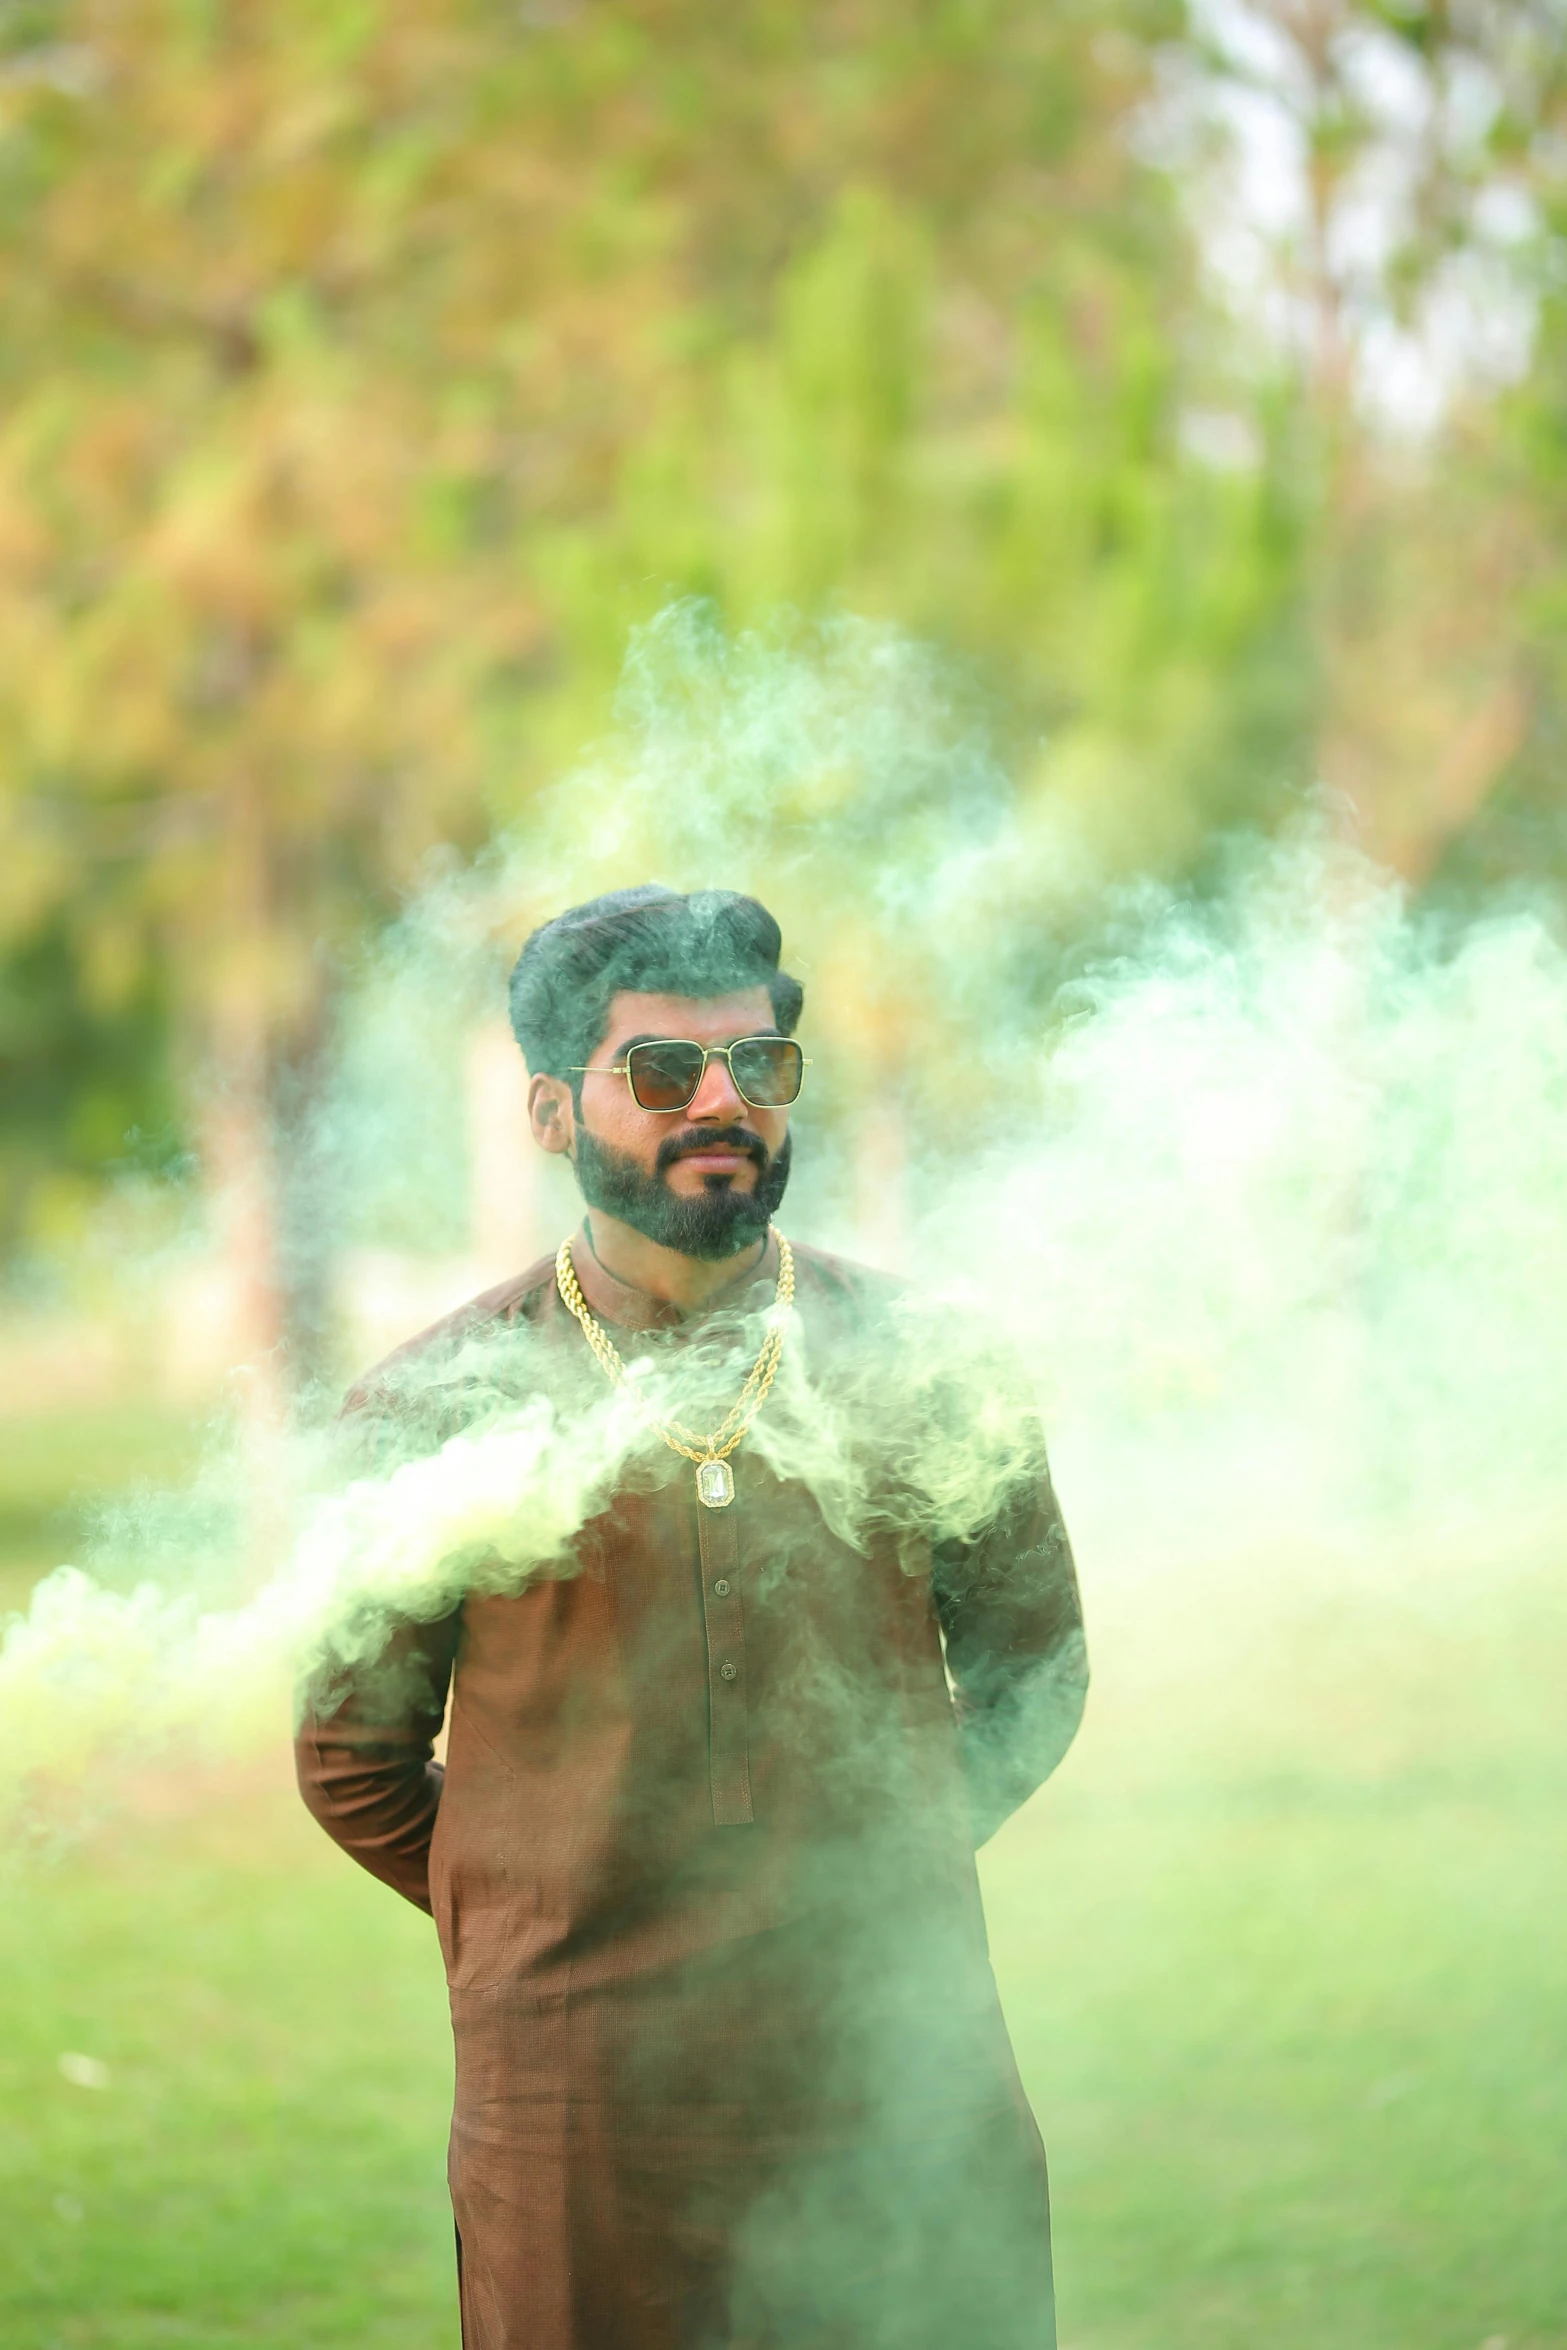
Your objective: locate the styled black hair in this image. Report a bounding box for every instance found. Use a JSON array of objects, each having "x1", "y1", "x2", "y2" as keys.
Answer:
[{"x1": 509, "y1": 885, "x2": 804, "y2": 1078}]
